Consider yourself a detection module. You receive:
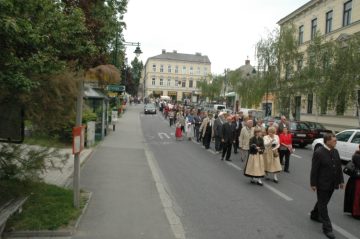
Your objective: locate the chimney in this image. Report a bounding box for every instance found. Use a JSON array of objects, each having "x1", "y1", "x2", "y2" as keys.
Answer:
[
  {"x1": 173, "y1": 50, "x2": 177, "y2": 53},
  {"x1": 162, "y1": 49, "x2": 166, "y2": 54},
  {"x1": 195, "y1": 52, "x2": 202, "y2": 56},
  {"x1": 245, "y1": 59, "x2": 250, "y2": 65}
]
